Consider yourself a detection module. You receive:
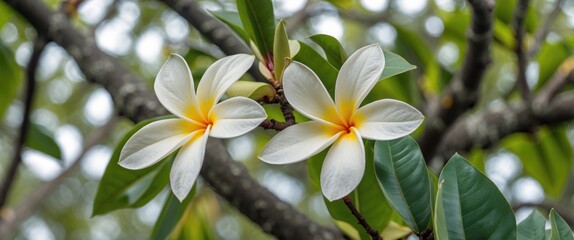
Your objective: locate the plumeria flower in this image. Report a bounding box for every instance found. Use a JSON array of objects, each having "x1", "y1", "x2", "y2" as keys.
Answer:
[
  {"x1": 259, "y1": 44, "x2": 424, "y2": 201},
  {"x1": 119, "y1": 54, "x2": 267, "y2": 201}
]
